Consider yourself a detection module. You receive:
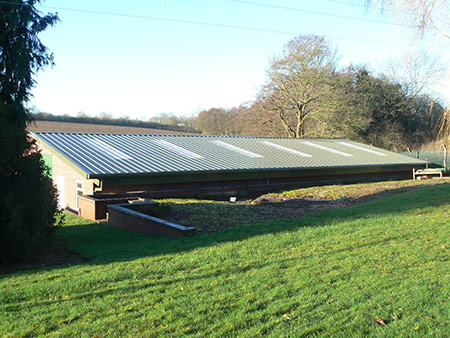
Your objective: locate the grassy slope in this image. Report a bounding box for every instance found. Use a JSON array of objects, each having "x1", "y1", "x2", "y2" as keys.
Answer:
[
  {"x1": 1, "y1": 184, "x2": 450, "y2": 337},
  {"x1": 272, "y1": 179, "x2": 448, "y2": 199}
]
